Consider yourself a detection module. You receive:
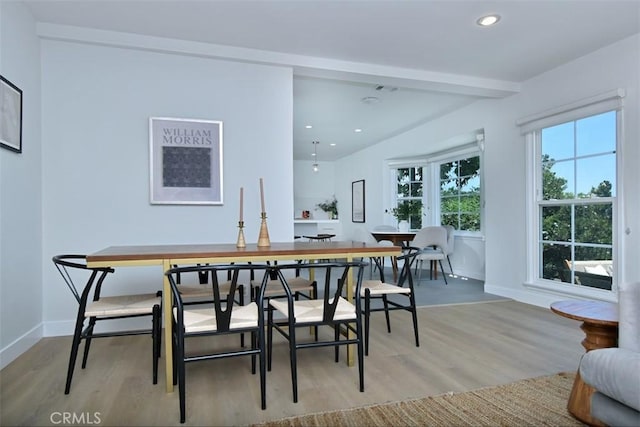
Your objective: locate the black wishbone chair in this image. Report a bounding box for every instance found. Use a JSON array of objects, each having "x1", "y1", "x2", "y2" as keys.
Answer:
[
  {"x1": 266, "y1": 260, "x2": 367, "y2": 403},
  {"x1": 172, "y1": 262, "x2": 246, "y2": 346},
  {"x1": 52, "y1": 254, "x2": 162, "y2": 394},
  {"x1": 359, "y1": 246, "x2": 421, "y2": 355},
  {"x1": 166, "y1": 263, "x2": 268, "y2": 423}
]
